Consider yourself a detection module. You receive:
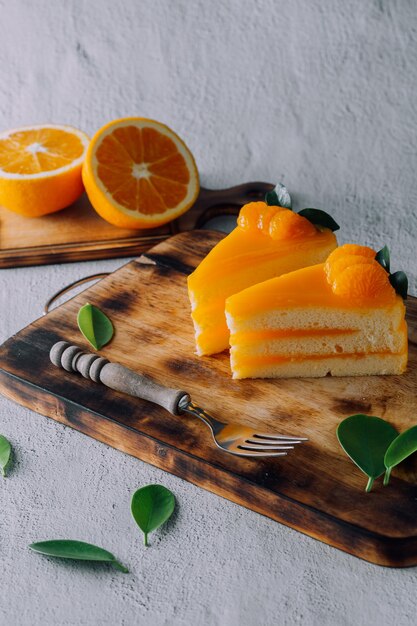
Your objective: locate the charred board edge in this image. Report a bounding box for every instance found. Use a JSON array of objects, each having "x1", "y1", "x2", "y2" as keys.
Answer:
[{"x1": 0, "y1": 366, "x2": 416, "y2": 567}]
